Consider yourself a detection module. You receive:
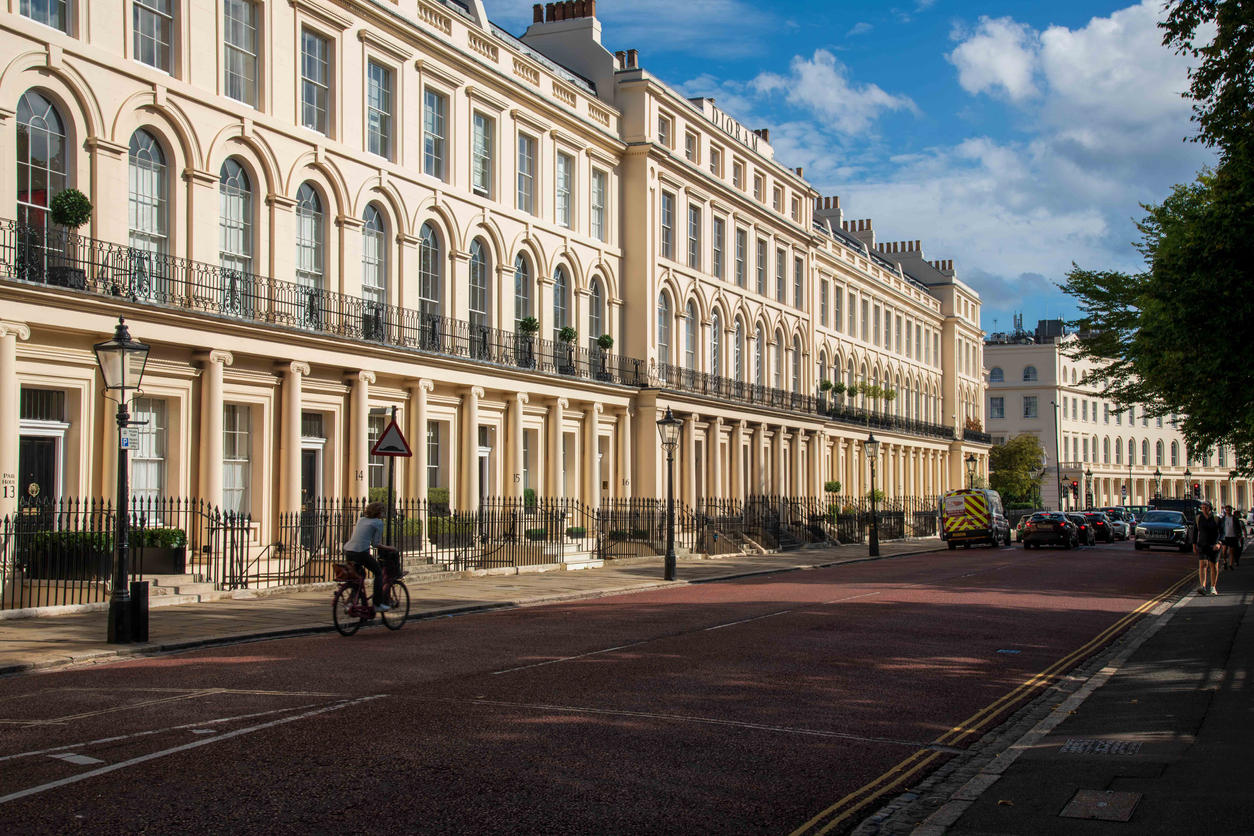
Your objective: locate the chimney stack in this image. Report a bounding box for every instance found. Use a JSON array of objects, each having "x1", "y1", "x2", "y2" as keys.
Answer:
[
  {"x1": 614, "y1": 50, "x2": 626, "y2": 69},
  {"x1": 626, "y1": 48, "x2": 638, "y2": 68},
  {"x1": 533, "y1": 3, "x2": 543, "y2": 22},
  {"x1": 545, "y1": 2, "x2": 555, "y2": 21},
  {"x1": 753, "y1": 128, "x2": 770, "y2": 142}
]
